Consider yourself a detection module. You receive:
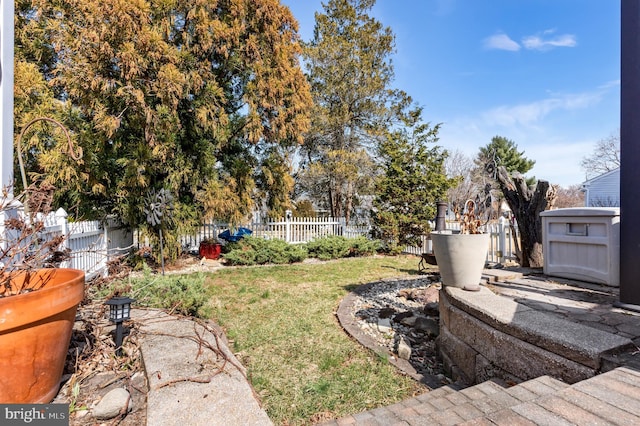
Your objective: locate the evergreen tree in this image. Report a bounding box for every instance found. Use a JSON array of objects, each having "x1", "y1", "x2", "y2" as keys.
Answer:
[
  {"x1": 475, "y1": 135, "x2": 536, "y2": 215},
  {"x1": 255, "y1": 146, "x2": 296, "y2": 219},
  {"x1": 371, "y1": 113, "x2": 452, "y2": 252},
  {"x1": 14, "y1": 1, "x2": 79, "y2": 202},
  {"x1": 477, "y1": 136, "x2": 535, "y2": 177},
  {"x1": 15, "y1": 0, "x2": 312, "y2": 256},
  {"x1": 299, "y1": 0, "x2": 413, "y2": 222}
]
